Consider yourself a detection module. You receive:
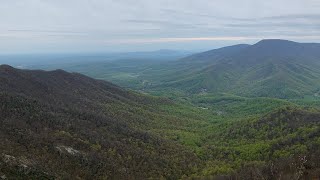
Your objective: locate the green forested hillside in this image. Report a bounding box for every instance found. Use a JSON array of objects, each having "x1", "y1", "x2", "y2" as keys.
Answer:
[
  {"x1": 144, "y1": 40, "x2": 320, "y2": 99},
  {"x1": 0, "y1": 65, "x2": 202, "y2": 179}
]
